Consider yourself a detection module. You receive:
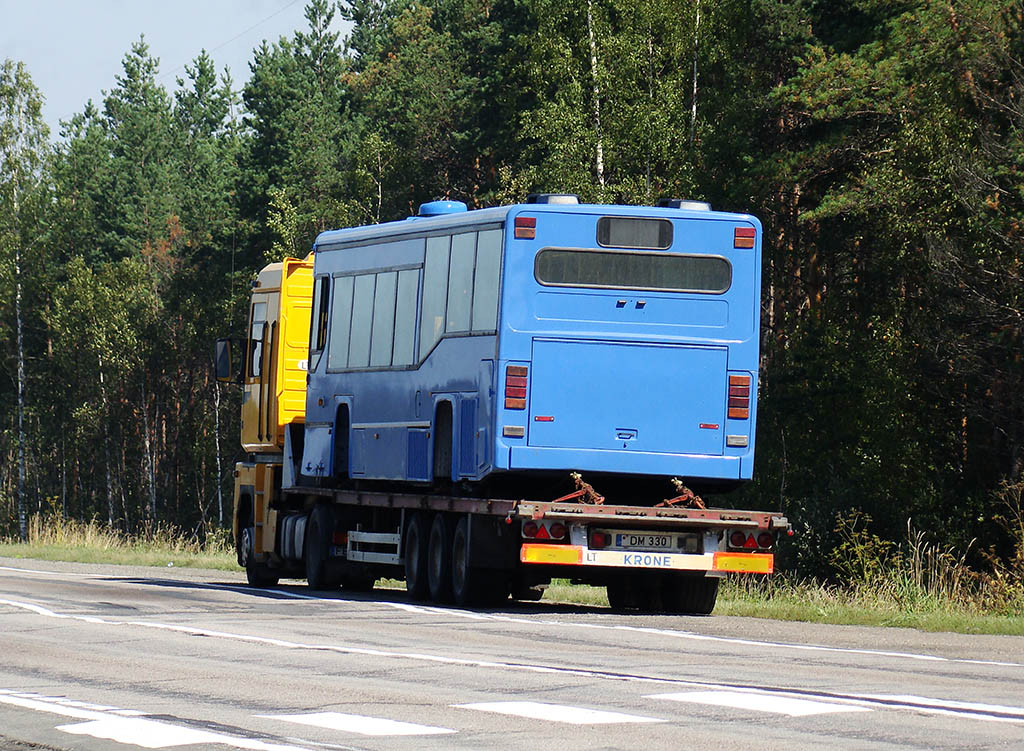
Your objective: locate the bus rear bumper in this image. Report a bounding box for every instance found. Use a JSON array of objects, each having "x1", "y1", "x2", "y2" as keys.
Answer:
[{"x1": 505, "y1": 445, "x2": 748, "y2": 480}]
